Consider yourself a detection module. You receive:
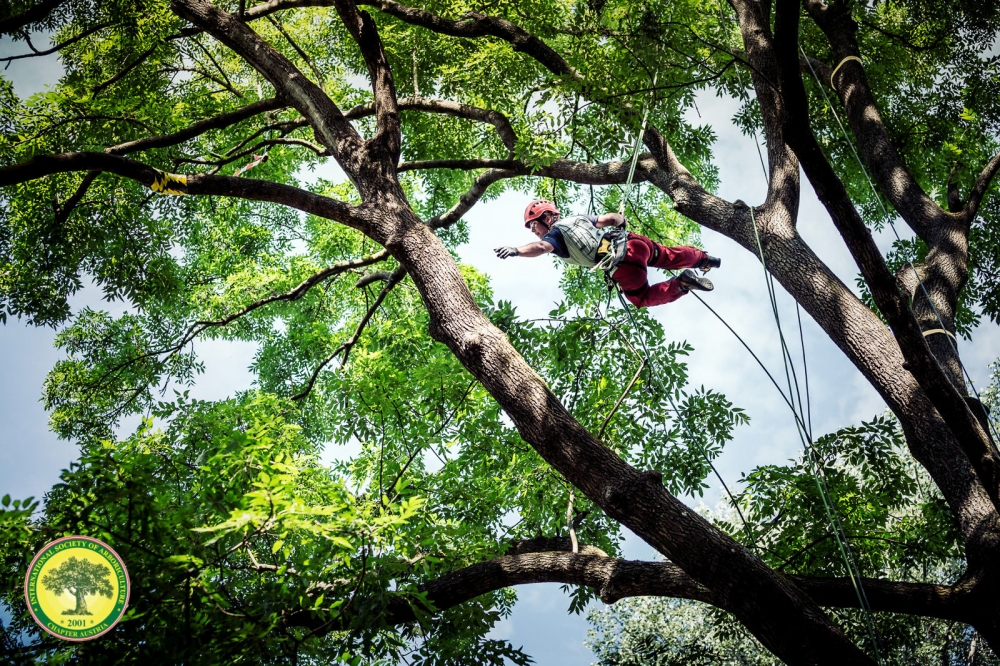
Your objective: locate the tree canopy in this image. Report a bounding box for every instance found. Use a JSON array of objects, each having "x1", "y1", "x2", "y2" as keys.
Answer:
[
  {"x1": 1, "y1": 0, "x2": 1000, "y2": 663},
  {"x1": 41, "y1": 556, "x2": 114, "y2": 615}
]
